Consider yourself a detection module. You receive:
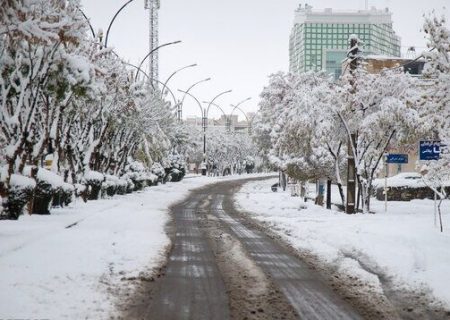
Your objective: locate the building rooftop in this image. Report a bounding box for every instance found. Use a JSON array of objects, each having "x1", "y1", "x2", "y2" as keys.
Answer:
[{"x1": 294, "y1": 6, "x2": 394, "y2": 25}]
